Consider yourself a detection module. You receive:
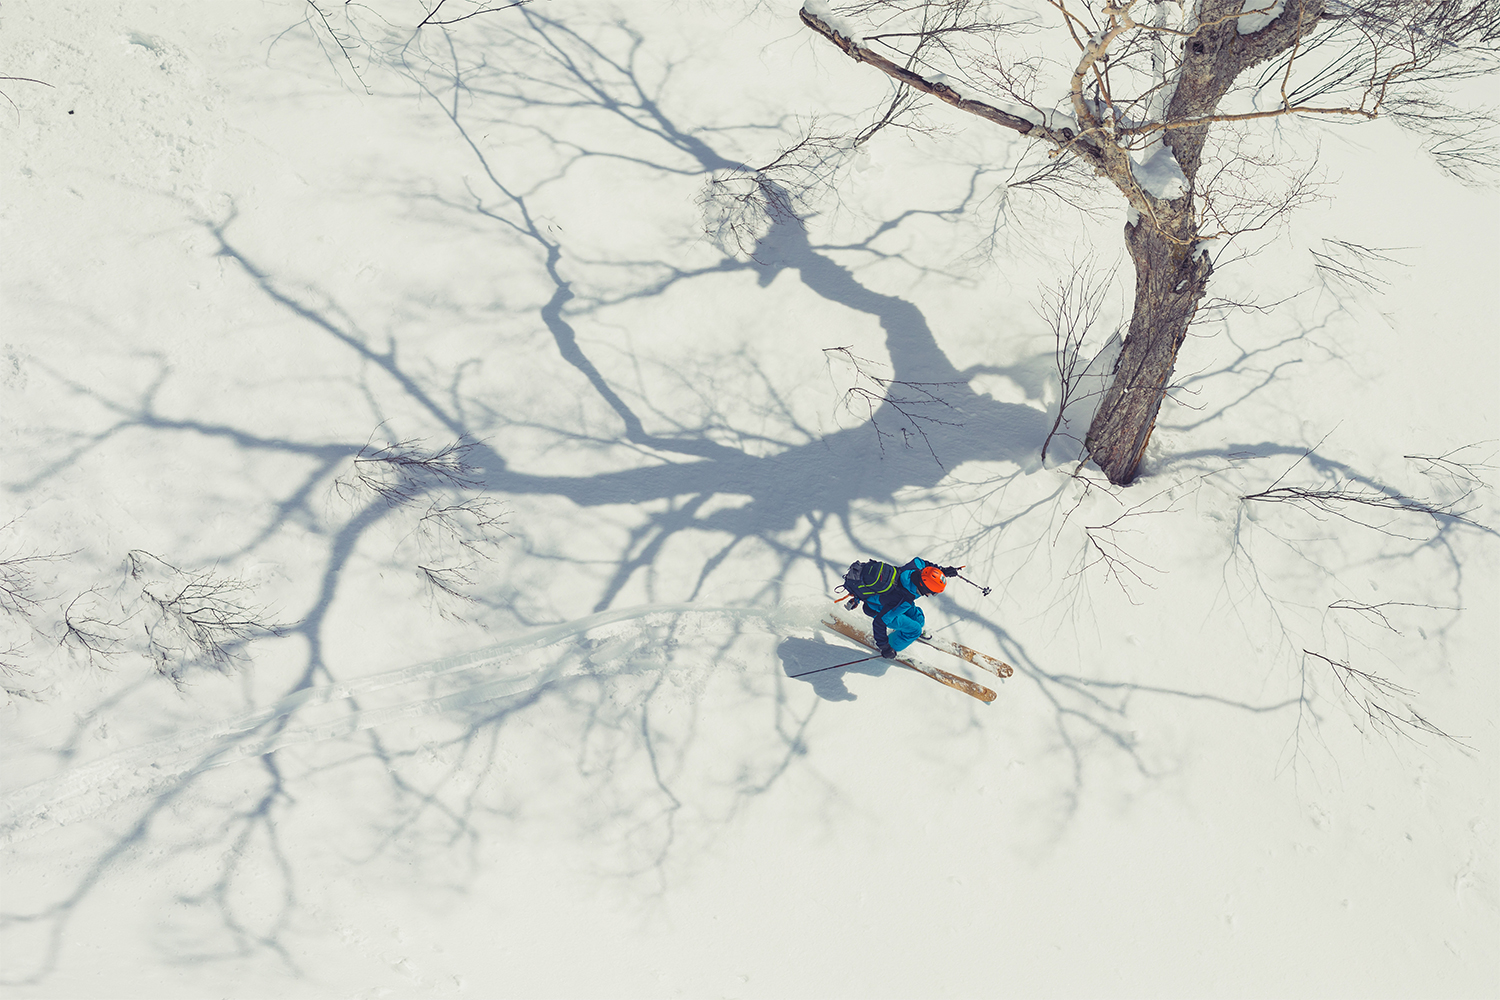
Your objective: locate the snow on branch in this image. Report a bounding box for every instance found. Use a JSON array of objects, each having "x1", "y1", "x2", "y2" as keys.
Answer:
[{"x1": 798, "y1": 5, "x2": 1100, "y2": 166}]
